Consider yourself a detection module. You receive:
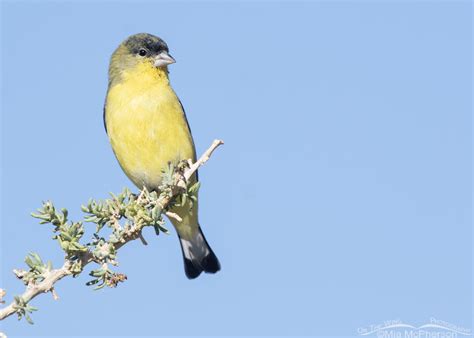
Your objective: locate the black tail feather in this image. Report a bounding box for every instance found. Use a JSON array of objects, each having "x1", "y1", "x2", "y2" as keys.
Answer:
[{"x1": 178, "y1": 225, "x2": 220, "y2": 279}]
